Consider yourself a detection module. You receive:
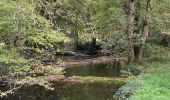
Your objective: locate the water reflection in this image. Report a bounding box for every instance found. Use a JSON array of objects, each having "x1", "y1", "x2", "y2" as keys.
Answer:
[
  {"x1": 64, "y1": 62, "x2": 121, "y2": 77},
  {"x1": 2, "y1": 82, "x2": 122, "y2": 100},
  {"x1": 1, "y1": 61, "x2": 124, "y2": 100}
]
